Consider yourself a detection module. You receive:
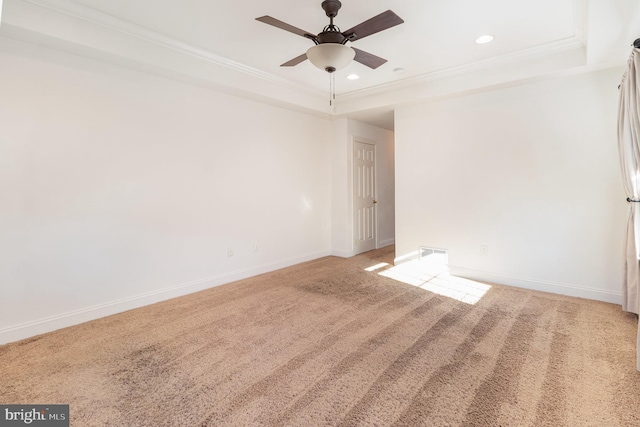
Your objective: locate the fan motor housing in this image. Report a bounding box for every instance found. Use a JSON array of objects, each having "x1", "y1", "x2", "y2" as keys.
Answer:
[{"x1": 317, "y1": 31, "x2": 346, "y2": 44}]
